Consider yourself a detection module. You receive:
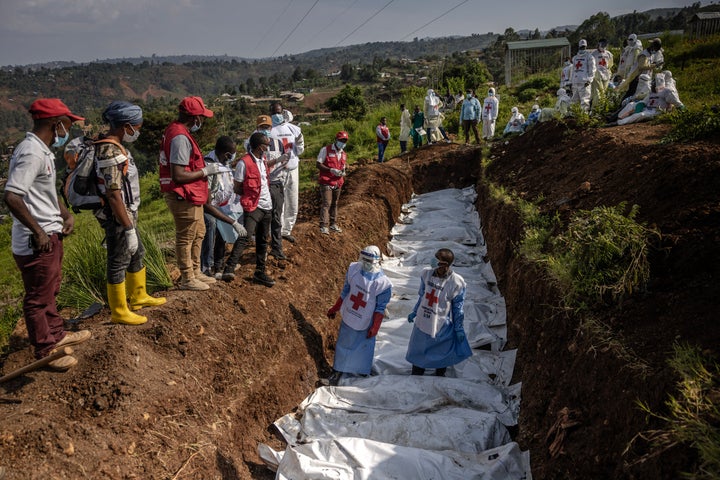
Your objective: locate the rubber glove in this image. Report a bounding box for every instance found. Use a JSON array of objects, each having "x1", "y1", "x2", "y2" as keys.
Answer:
[
  {"x1": 125, "y1": 227, "x2": 138, "y2": 255},
  {"x1": 201, "y1": 162, "x2": 222, "y2": 177},
  {"x1": 327, "y1": 297, "x2": 343, "y2": 319},
  {"x1": 407, "y1": 312, "x2": 416, "y2": 323},
  {"x1": 367, "y1": 312, "x2": 383, "y2": 338},
  {"x1": 232, "y1": 221, "x2": 247, "y2": 237}
]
